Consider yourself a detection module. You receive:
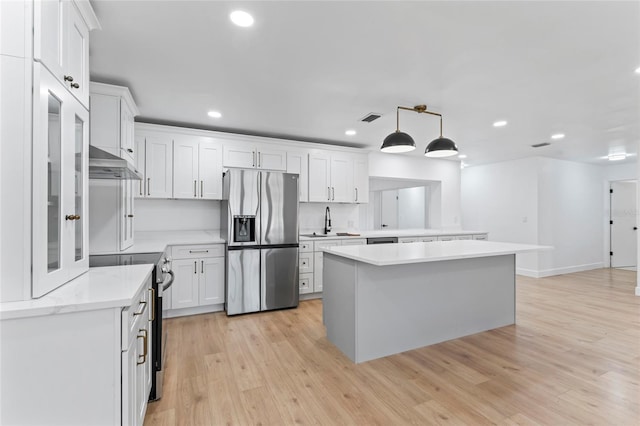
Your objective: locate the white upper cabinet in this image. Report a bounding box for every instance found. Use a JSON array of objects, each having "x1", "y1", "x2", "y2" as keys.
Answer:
[
  {"x1": 199, "y1": 142, "x2": 223, "y2": 199},
  {"x1": 330, "y1": 153, "x2": 354, "y2": 203},
  {"x1": 173, "y1": 135, "x2": 222, "y2": 200},
  {"x1": 32, "y1": 63, "x2": 89, "y2": 297},
  {"x1": 33, "y1": 0, "x2": 99, "y2": 109},
  {"x1": 353, "y1": 154, "x2": 369, "y2": 203},
  {"x1": 308, "y1": 151, "x2": 331, "y2": 202},
  {"x1": 309, "y1": 150, "x2": 359, "y2": 203},
  {"x1": 144, "y1": 134, "x2": 174, "y2": 199},
  {"x1": 89, "y1": 82, "x2": 139, "y2": 165},
  {"x1": 286, "y1": 150, "x2": 309, "y2": 202},
  {"x1": 223, "y1": 141, "x2": 286, "y2": 170}
]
